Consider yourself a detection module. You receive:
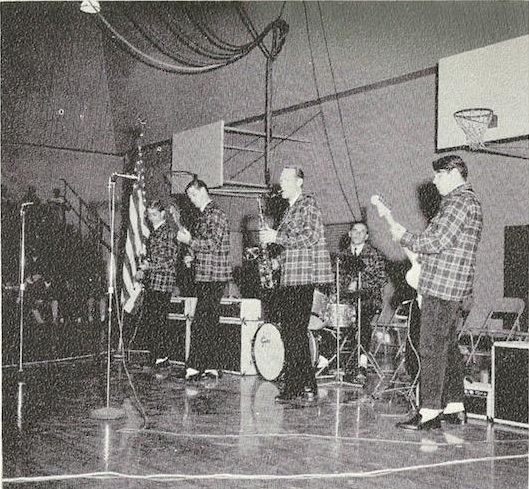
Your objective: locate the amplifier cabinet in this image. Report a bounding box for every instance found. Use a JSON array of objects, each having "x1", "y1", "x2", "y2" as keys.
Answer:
[
  {"x1": 167, "y1": 297, "x2": 197, "y2": 363},
  {"x1": 218, "y1": 298, "x2": 262, "y2": 375},
  {"x1": 168, "y1": 297, "x2": 262, "y2": 375},
  {"x1": 464, "y1": 378, "x2": 493, "y2": 421},
  {"x1": 492, "y1": 341, "x2": 529, "y2": 428}
]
